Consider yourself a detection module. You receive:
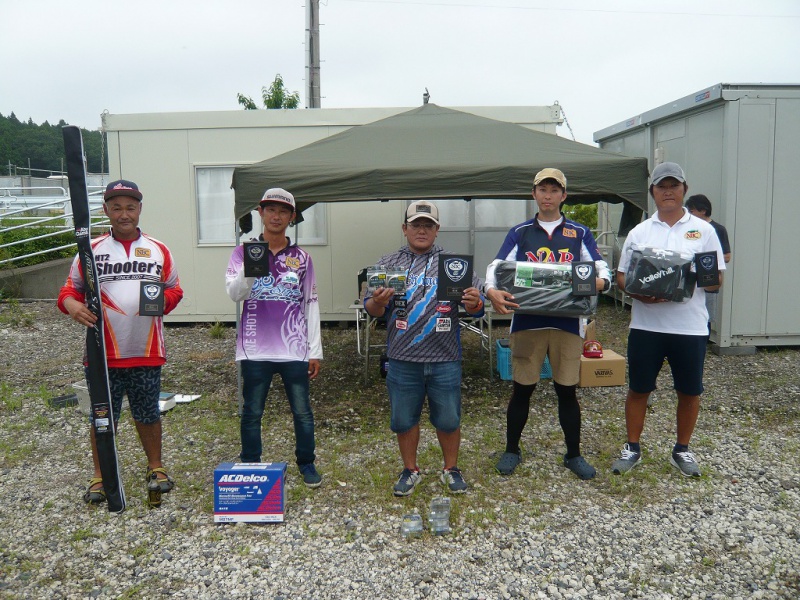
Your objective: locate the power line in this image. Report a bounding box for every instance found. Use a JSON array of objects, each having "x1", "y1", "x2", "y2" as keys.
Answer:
[{"x1": 336, "y1": 0, "x2": 800, "y2": 19}]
